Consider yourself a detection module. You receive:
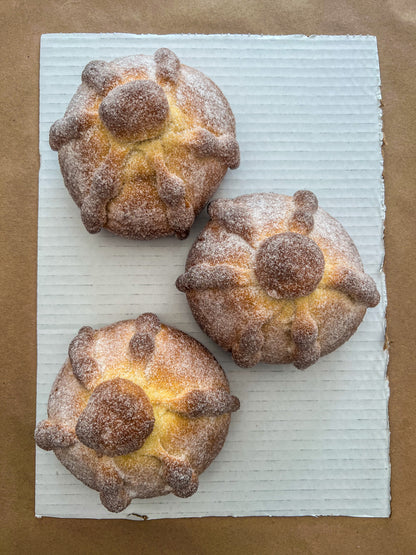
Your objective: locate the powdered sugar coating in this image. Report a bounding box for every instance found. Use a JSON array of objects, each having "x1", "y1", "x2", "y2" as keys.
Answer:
[
  {"x1": 99, "y1": 80, "x2": 169, "y2": 141},
  {"x1": 35, "y1": 315, "x2": 239, "y2": 512},
  {"x1": 154, "y1": 48, "x2": 180, "y2": 83},
  {"x1": 254, "y1": 232, "x2": 325, "y2": 299},
  {"x1": 177, "y1": 191, "x2": 380, "y2": 369},
  {"x1": 50, "y1": 48, "x2": 240, "y2": 239},
  {"x1": 176, "y1": 264, "x2": 249, "y2": 292},
  {"x1": 82, "y1": 60, "x2": 119, "y2": 95},
  {"x1": 75, "y1": 378, "x2": 155, "y2": 457},
  {"x1": 175, "y1": 65, "x2": 236, "y2": 134}
]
